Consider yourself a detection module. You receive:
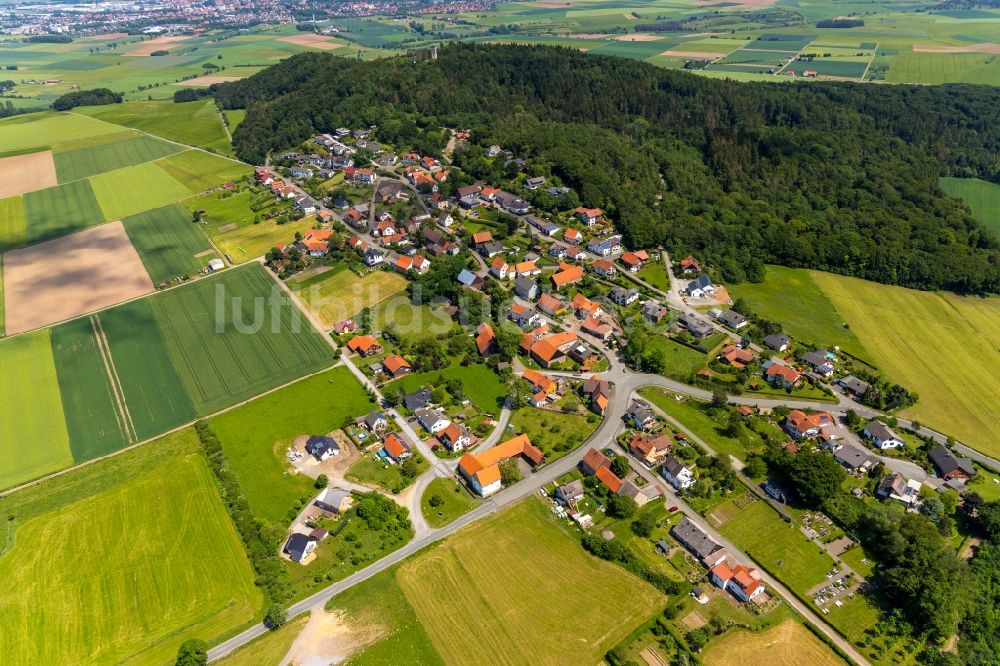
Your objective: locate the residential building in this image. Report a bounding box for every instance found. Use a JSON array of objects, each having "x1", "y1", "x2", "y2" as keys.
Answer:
[
  {"x1": 524, "y1": 176, "x2": 546, "y2": 190},
  {"x1": 438, "y1": 423, "x2": 471, "y2": 452},
  {"x1": 678, "y1": 313, "x2": 713, "y2": 339},
  {"x1": 383, "y1": 355, "x2": 412, "y2": 378},
  {"x1": 523, "y1": 369, "x2": 557, "y2": 406},
  {"x1": 716, "y1": 309, "x2": 748, "y2": 330},
  {"x1": 551, "y1": 263, "x2": 584, "y2": 290},
  {"x1": 515, "y1": 260, "x2": 541, "y2": 277},
  {"x1": 403, "y1": 387, "x2": 432, "y2": 412},
  {"x1": 592, "y1": 259, "x2": 616, "y2": 277},
  {"x1": 834, "y1": 445, "x2": 877, "y2": 473},
  {"x1": 305, "y1": 435, "x2": 340, "y2": 461},
  {"x1": 555, "y1": 479, "x2": 585, "y2": 505},
  {"x1": 457, "y1": 268, "x2": 482, "y2": 290},
  {"x1": 763, "y1": 333, "x2": 791, "y2": 351},
  {"x1": 671, "y1": 517, "x2": 728, "y2": 567},
  {"x1": 678, "y1": 256, "x2": 701, "y2": 274},
  {"x1": 315, "y1": 488, "x2": 353, "y2": 515},
  {"x1": 284, "y1": 533, "x2": 317, "y2": 564},
  {"x1": 364, "y1": 411, "x2": 390, "y2": 434},
  {"x1": 719, "y1": 345, "x2": 758, "y2": 369},
  {"x1": 475, "y1": 322, "x2": 497, "y2": 356},
  {"x1": 347, "y1": 335, "x2": 381, "y2": 357},
  {"x1": 574, "y1": 207, "x2": 603, "y2": 226},
  {"x1": 620, "y1": 252, "x2": 644, "y2": 272},
  {"x1": 490, "y1": 256, "x2": 511, "y2": 279},
  {"x1": 478, "y1": 241, "x2": 504, "y2": 258},
  {"x1": 785, "y1": 410, "x2": 834, "y2": 439},
  {"x1": 803, "y1": 349, "x2": 836, "y2": 377},
  {"x1": 458, "y1": 434, "x2": 543, "y2": 496},
  {"x1": 514, "y1": 276, "x2": 540, "y2": 301},
  {"x1": 876, "y1": 473, "x2": 922, "y2": 506},
  {"x1": 662, "y1": 455, "x2": 695, "y2": 490},
  {"x1": 587, "y1": 235, "x2": 622, "y2": 257},
  {"x1": 524, "y1": 330, "x2": 577, "y2": 367},
  {"x1": 363, "y1": 247, "x2": 385, "y2": 266},
  {"x1": 564, "y1": 228, "x2": 584, "y2": 244},
  {"x1": 415, "y1": 408, "x2": 450, "y2": 434},
  {"x1": 642, "y1": 301, "x2": 669, "y2": 324},
  {"x1": 629, "y1": 433, "x2": 671, "y2": 466},
  {"x1": 509, "y1": 302, "x2": 542, "y2": 329},
  {"x1": 596, "y1": 466, "x2": 623, "y2": 494},
  {"x1": 626, "y1": 401, "x2": 658, "y2": 430},
  {"x1": 764, "y1": 362, "x2": 802, "y2": 388},
  {"x1": 863, "y1": 420, "x2": 905, "y2": 450},
  {"x1": 609, "y1": 286, "x2": 639, "y2": 306},
  {"x1": 710, "y1": 561, "x2": 765, "y2": 602},
  {"x1": 927, "y1": 445, "x2": 975, "y2": 482},
  {"x1": 838, "y1": 375, "x2": 870, "y2": 398},
  {"x1": 538, "y1": 293, "x2": 567, "y2": 316},
  {"x1": 580, "y1": 447, "x2": 610, "y2": 475},
  {"x1": 685, "y1": 274, "x2": 715, "y2": 298},
  {"x1": 572, "y1": 292, "x2": 603, "y2": 318},
  {"x1": 582, "y1": 375, "x2": 610, "y2": 415},
  {"x1": 381, "y1": 433, "x2": 411, "y2": 461}
]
